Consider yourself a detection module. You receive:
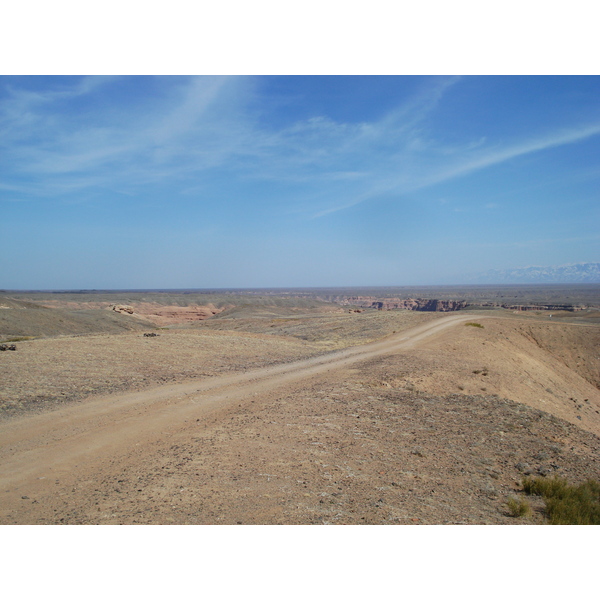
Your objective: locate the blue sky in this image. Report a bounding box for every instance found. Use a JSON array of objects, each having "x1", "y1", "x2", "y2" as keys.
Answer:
[{"x1": 1, "y1": 75, "x2": 599, "y2": 289}]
